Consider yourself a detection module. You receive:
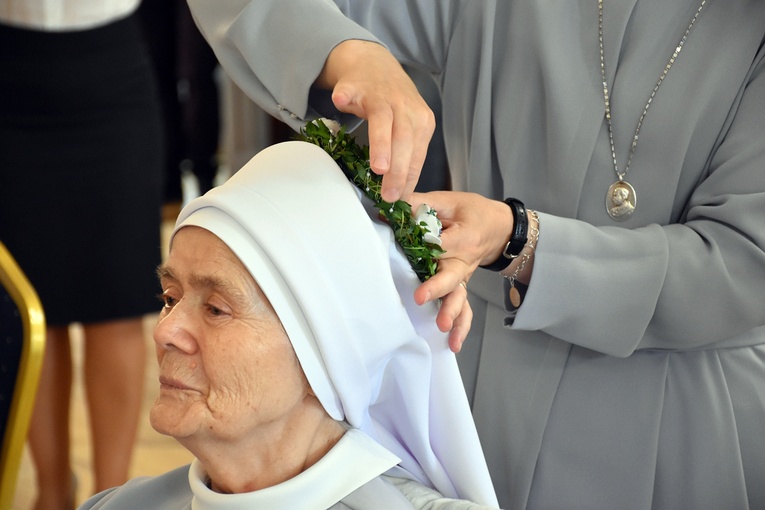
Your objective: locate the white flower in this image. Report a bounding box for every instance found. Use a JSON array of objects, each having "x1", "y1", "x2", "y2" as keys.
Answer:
[
  {"x1": 313, "y1": 118, "x2": 342, "y2": 136},
  {"x1": 414, "y1": 204, "x2": 442, "y2": 247}
]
